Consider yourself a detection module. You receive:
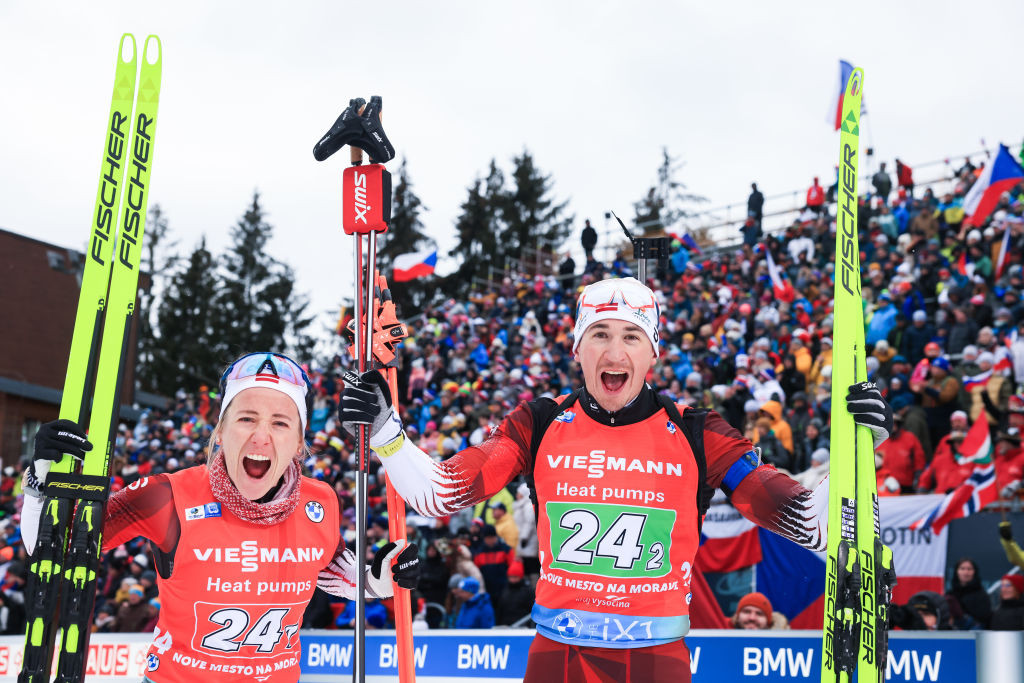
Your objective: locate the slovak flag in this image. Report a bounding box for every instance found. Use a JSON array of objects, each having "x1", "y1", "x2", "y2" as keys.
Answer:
[
  {"x1": 764, "y1": 247, "x2": 796, "y2": 302},
  {"x1": 964, "y1": 144, "x2": 1024, "y2": 227},
  {"x1": 392, "y1": 249, "x2": 437, "y2": 282},
  {"x1": 828, "y1": 60, "x2": 866, "y2": 130}
]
